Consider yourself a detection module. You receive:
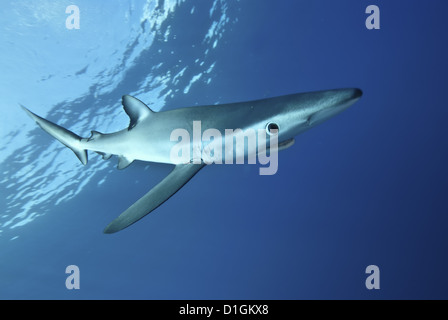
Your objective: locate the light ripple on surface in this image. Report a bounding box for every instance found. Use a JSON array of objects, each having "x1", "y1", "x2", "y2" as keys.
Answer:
[{"x1": 0, "y1": 0, "x2": 236, "y2": 239}]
